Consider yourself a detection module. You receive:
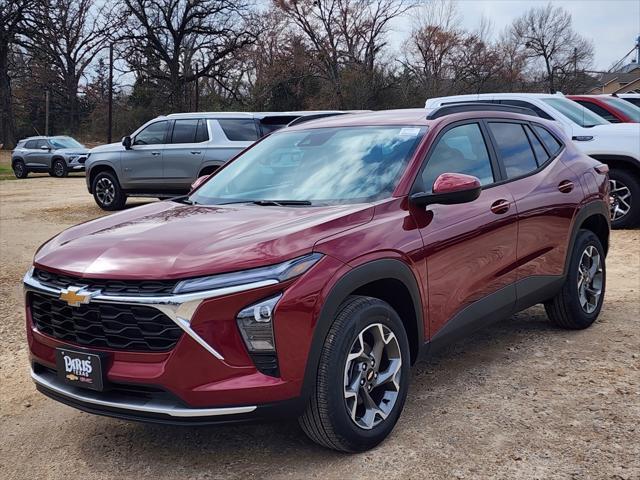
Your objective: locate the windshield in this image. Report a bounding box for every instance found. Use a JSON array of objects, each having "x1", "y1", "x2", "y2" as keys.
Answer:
[
  {"x1": 602, "y1": 97, "x2": 640, "y2": 122},
  {"x1": 543, "y1": 98, "x2": 609, "y2": 127},
  {"x1": 49, "y1": 136, "x2": 83, "y2": 149},
  {"x1": 190, "y1": 126, "x2": 425, "y2": 206}
]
